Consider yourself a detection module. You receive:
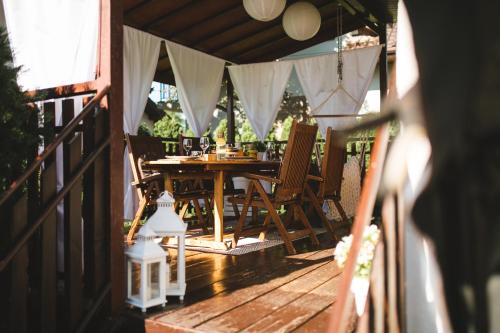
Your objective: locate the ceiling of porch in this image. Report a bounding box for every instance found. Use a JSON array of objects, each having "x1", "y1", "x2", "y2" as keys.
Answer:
[{"x1": 123, "y1": 0, "x2": 397, "y2": 85}]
